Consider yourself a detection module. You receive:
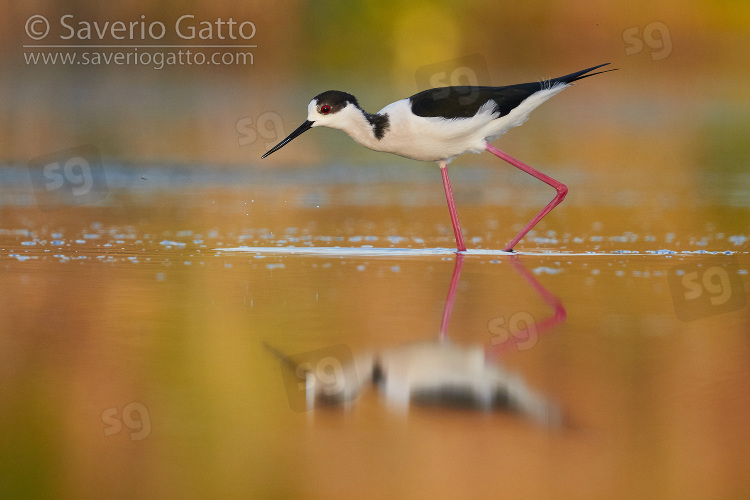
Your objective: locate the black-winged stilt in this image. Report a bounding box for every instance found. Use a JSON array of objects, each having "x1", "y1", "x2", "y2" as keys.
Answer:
[{"x1": 262, "y1": 63, "x2": 615, "y2": 252}]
